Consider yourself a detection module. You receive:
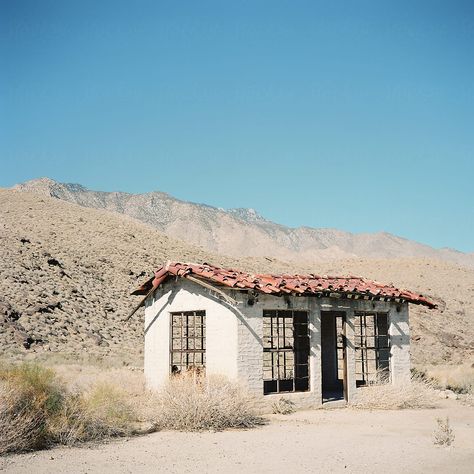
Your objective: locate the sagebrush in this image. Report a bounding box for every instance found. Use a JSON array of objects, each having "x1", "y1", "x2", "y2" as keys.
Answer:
[
  {"x1": 0, "y1": 363, "x2": 65, "y2": 454},
  {"x1": 351, "y1": 372, "x2": 437, "y2": 410},
  {"x1": 0, "y1": 363, "x2": 264, "y2": 454},
  {"x1": 0, "y1": 363, "x2": 137, "y2": 454},
  {"x1": 152, "y1": 372, "x2": 264, "y2": 431}
]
